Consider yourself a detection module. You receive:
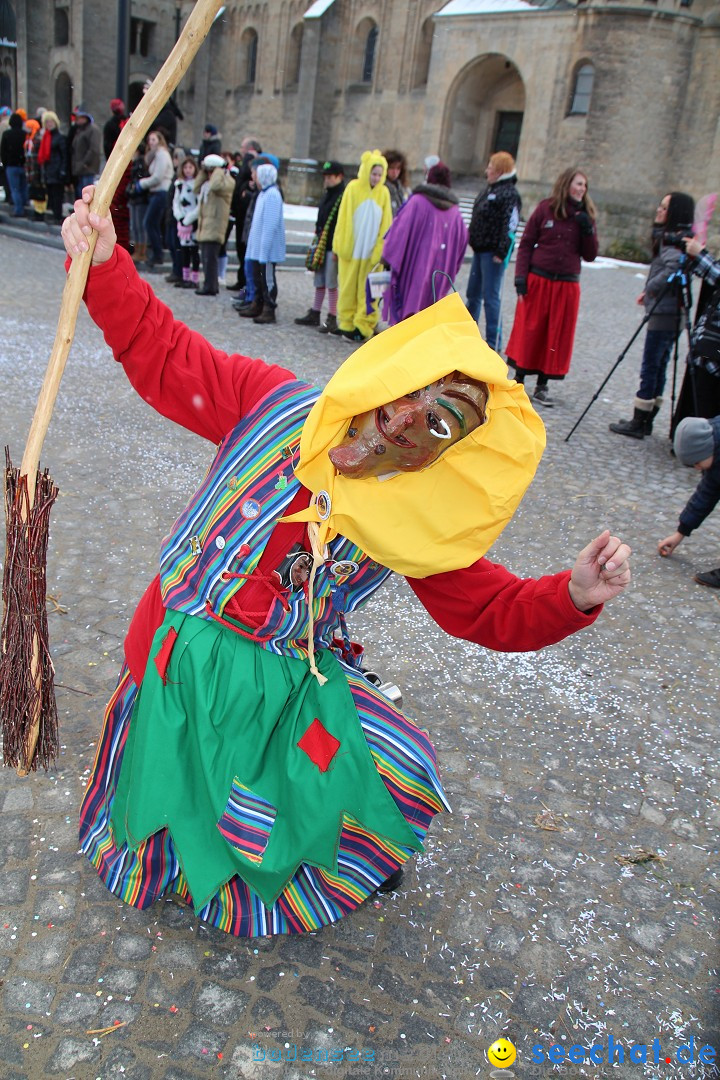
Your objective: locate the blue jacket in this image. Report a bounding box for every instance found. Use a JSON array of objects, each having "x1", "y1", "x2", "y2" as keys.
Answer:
[
  {"x1": 678, "y1": 415, "x2": 720, "y2": 535},
  {"x1": 246, "y1": 182, "x2": 286, "y2": 264}
]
